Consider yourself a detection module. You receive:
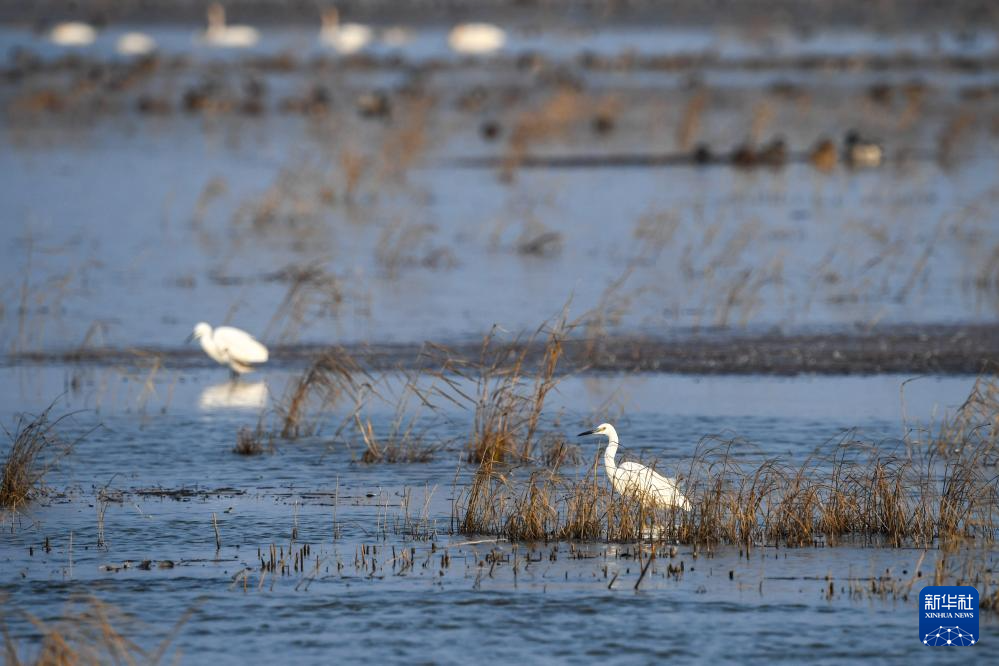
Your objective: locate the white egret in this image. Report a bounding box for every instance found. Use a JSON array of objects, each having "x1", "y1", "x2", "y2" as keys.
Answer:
[
  {"x1": 578, "y1": 423, "x2": 691, "y2": 511},
  {"x1": 202, "y1": 3, "x2": 259, "y2": 49},
  {"x1": 447, "y1": 22, "x2": 505, "y2": 55},
  {"x1": 189, "y1": 323, "x2": 268, "y2": 375},
  {"x1": 116, "y1": 32, "x2": 156, "y2": 56},
  {"x1": 319, "y1": 8, "x2": 372, "y2": 55},
  {"x1": 49, "y1": 22, "x2": 97, "y2": 47}
]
